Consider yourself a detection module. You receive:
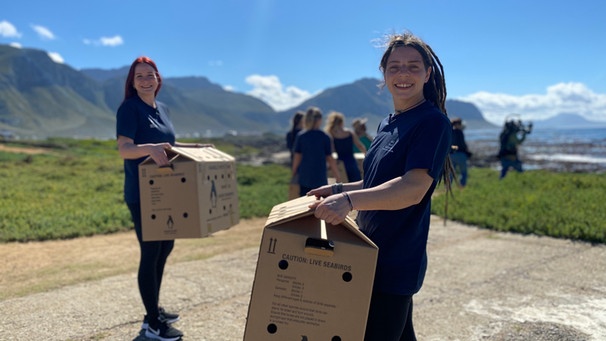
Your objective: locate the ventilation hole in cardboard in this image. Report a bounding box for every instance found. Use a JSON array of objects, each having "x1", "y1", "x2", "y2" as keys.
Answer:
[
  {"x1": 181, "y1": 177, "x2": 186, "y2": 183},
  {"x1": 209, "y1": 209, "x2": 212, "y2": 215},
  {"x1": 183, "y1": 212, "x2": 188, "y2": 218},
  {"x1": 332, "y1": 336, "x2": 342, "y2": 341},
  {"x1": 223, "y1": 205, "x2": 226, "y2": 211},
  {"x1": 151, "y1": 214, "x2": 156, "y2": 220},
  {"x1": 207, "y1": 175, "x2": 210, "y2": 181},
  {"x1": 214, "y1": 174, "x2": 218, "y2": 180},
  {"x1": 267, "y1": 323, "x2": 277, "y2": 334},
  {"x1": 221, "y1": 174, "x2": 224, "y2": 179},
  {"x1": 149, "y1": 180, "x2": 154, "y2": 185},
  {"x1": 342, "y1": 272, "x2": 352, "y2": 282},
  {"x1": 278, "y1": 260, "x2": 289, "y2": 270}
]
